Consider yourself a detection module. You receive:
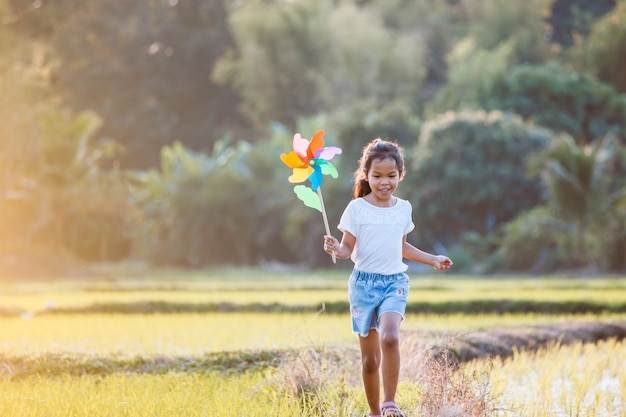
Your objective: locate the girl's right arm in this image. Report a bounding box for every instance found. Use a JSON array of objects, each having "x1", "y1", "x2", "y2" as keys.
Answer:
[
  {"x1": 323, "y1": 231, "x2": 355, "y2": 260},
  {"x1": 402, "y1": 237, "x2": 453, "y2": 270}
]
